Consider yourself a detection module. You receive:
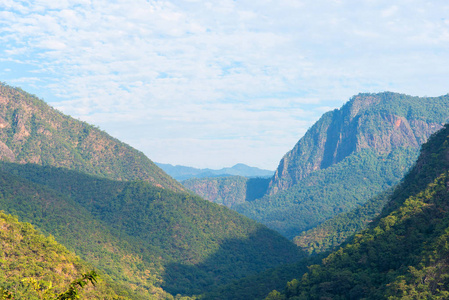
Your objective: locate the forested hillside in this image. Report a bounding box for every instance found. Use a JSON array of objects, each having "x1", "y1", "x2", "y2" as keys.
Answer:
[
  {"x1": 235, "y1": 92, "x2": 449, "y2": 238},
  {"x1": 267, "y1": 124, "x2": 449, "y2": 299},
  {"x1": 294, "y1": 189, "x2": 393, "y2": 254},
  {"x1": 0, "y1": 211, "x2": 127, "y2": 299},
  {"x1": 0, "y1": 82, "x2": 183, "y2": 192},
  {"x1": 0, "y1": 162, "x2": 303, "y2": 298},
  {"x1": 268, "y1": 92, "x2": 448, "y2": 195}
]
